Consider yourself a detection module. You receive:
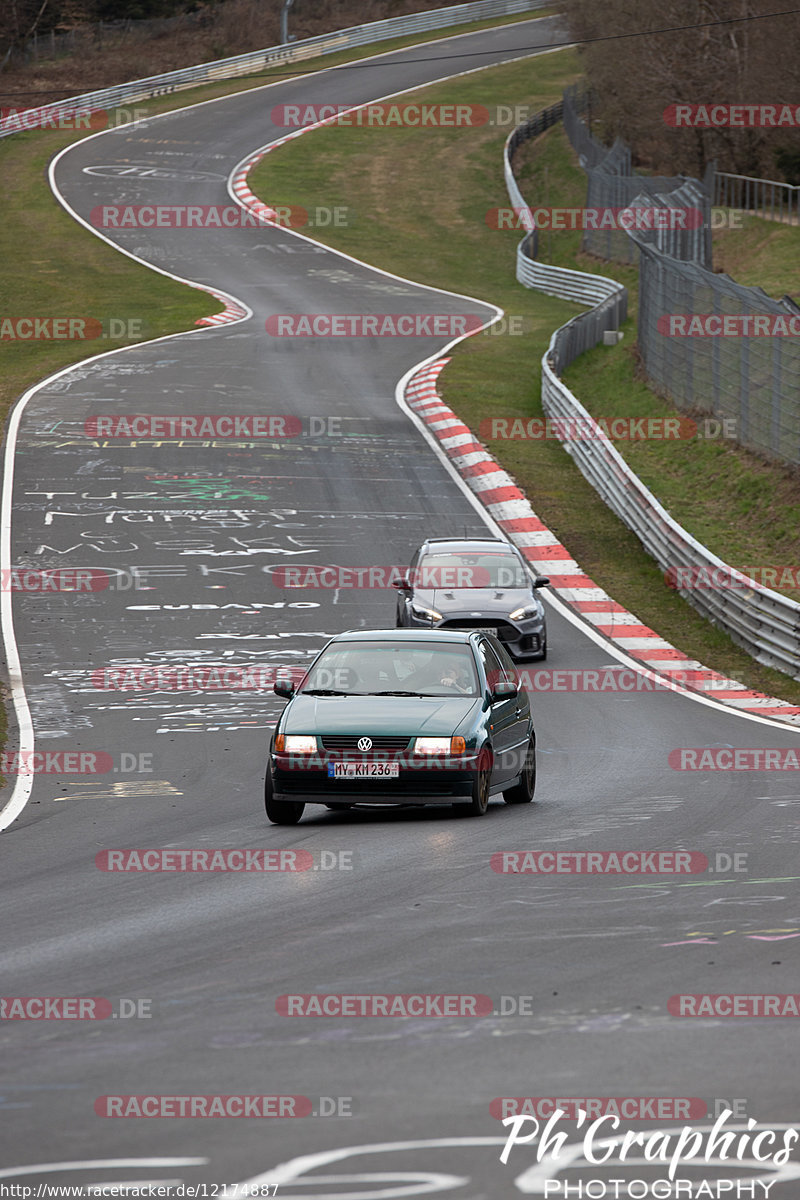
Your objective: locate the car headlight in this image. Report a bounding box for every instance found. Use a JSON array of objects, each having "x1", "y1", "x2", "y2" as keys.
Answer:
[
  {"x1": 410, "y1": 603, "x2": 443, "y2": 622},
  {"x1": 275, "y1": 734, "x2": 317, "y2": 753},
  {"x1": 509, "y1": 604, "x2": 540, "y2": 621},
  {"x1": 413, "y1": 736, "x2": 466, "y2": 755}
]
